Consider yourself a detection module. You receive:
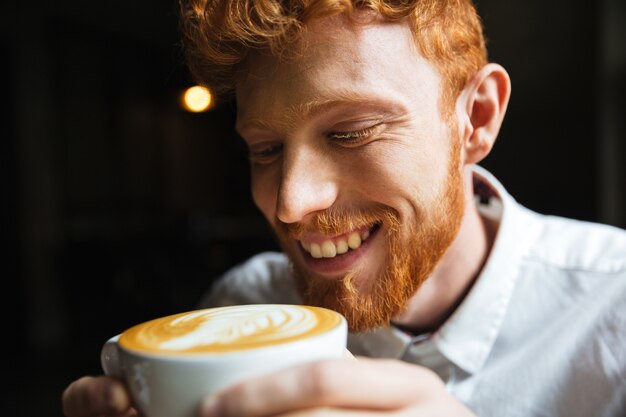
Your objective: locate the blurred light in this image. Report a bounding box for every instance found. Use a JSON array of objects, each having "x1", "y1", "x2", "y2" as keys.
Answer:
[{"x1": 182, "y1": 86, "x2": 213, "y2": 112}]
